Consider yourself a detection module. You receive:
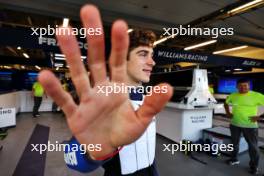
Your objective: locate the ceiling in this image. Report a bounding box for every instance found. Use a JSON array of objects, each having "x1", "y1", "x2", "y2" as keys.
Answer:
[
  {"x1": 0, "y1": 0, "x2": 264, "y2": 72},
  {"x1": 0, "y1": 0, "x2": 263, "y2": 45}
]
